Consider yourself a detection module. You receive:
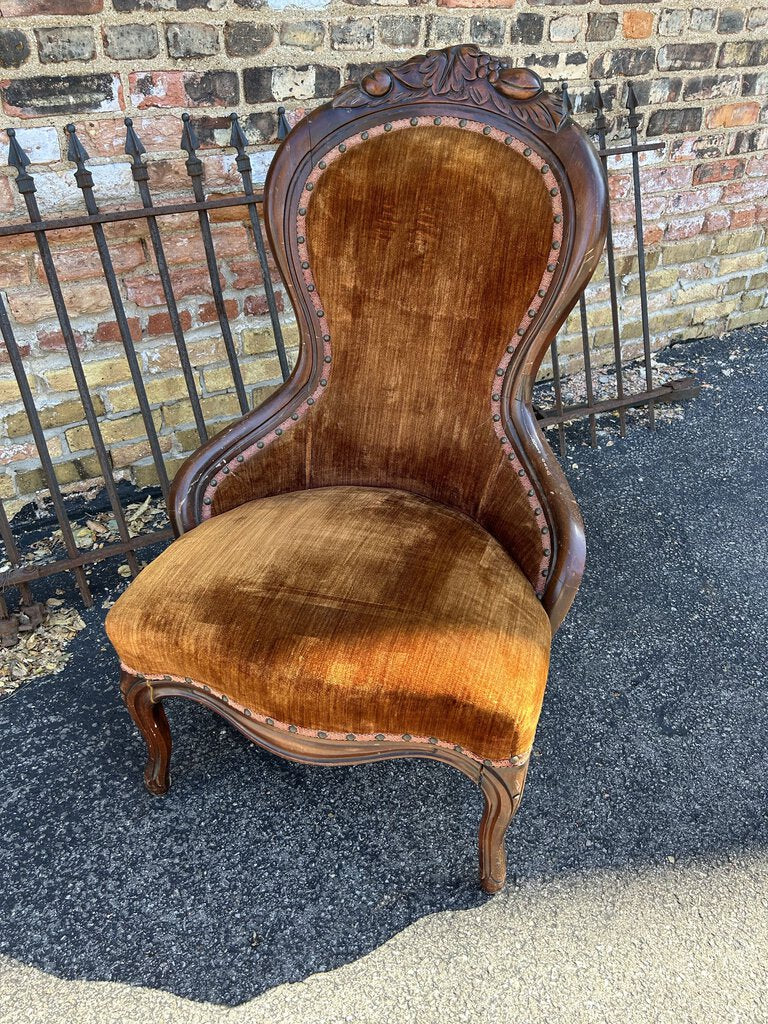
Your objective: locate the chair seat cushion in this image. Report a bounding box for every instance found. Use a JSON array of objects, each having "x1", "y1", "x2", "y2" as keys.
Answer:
[{"x1": 106, "y1": 486, "x2": 551, "y2": 763}]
